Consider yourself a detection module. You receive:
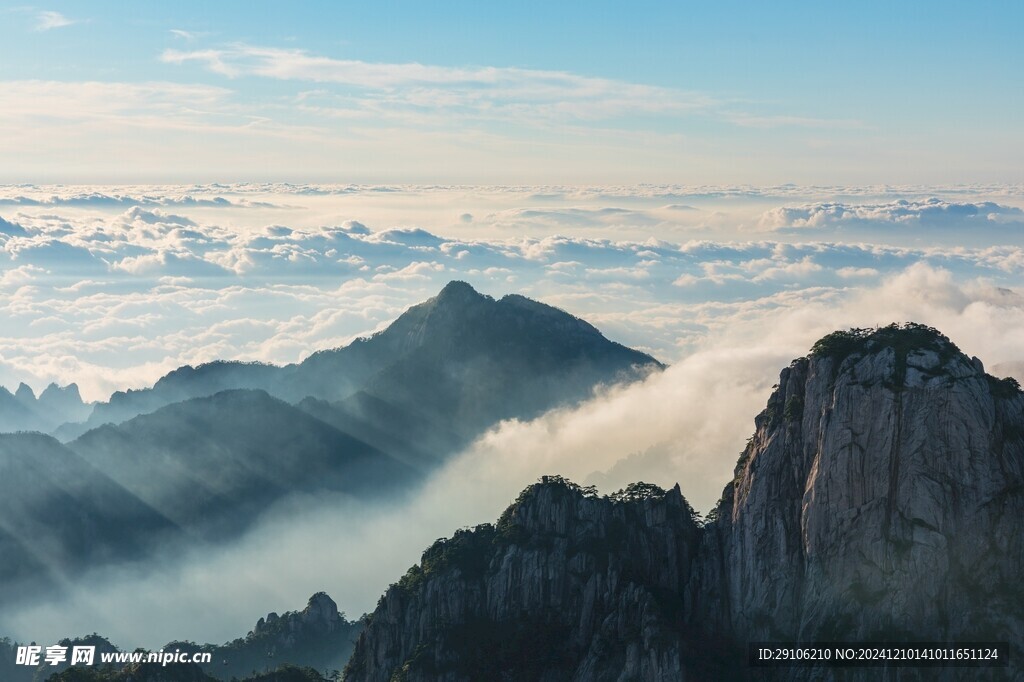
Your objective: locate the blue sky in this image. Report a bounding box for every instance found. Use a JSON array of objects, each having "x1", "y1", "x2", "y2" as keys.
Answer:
[{"x1": 2, "y1": 1, "x2": 1022, "y2": 183}]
